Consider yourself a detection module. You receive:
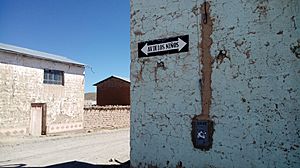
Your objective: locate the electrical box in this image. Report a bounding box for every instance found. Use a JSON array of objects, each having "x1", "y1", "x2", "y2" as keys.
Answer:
[{"x1": 192, "y1": 119, "x2": 214, "y2": 150}]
